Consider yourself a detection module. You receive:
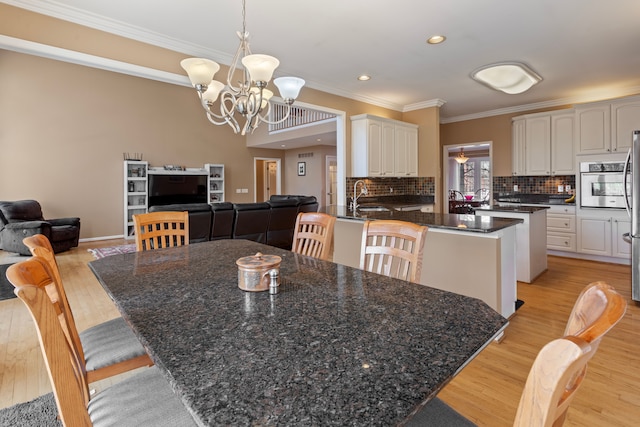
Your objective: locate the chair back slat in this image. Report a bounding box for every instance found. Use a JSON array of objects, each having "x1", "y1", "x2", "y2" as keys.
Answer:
[
  {"x1": 9, "y1": 261, "x2": 93, "y2": 426},
  {"x1": 360, "y1": 220, "x2": 428, "y2": 283},
  {"x1": 292, "y1": 212, "x2": 336, "y2": 261},
  {"x1": 133, "y1": 211, "x2": 189, "y2": 251}
]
